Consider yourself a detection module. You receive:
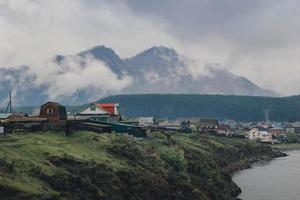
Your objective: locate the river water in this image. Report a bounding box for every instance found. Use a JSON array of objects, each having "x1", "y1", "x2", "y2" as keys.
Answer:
[{"x1": 233, "y1": 150, "x2": 300, "y2": 200}]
